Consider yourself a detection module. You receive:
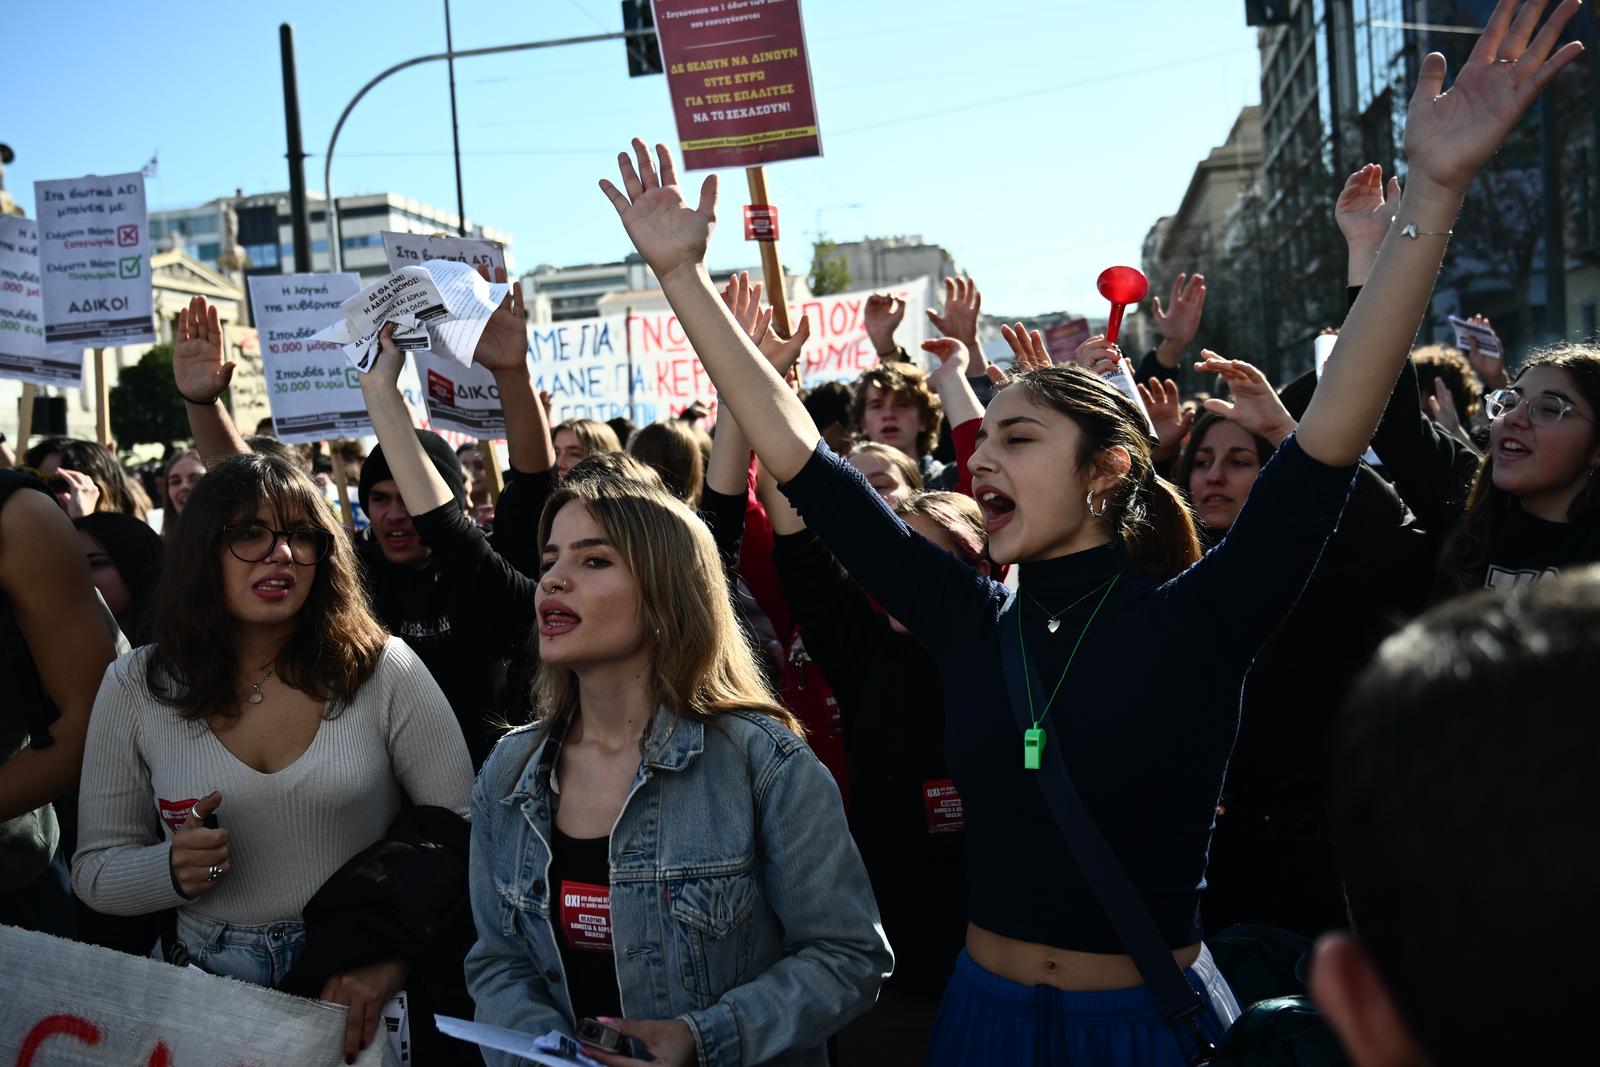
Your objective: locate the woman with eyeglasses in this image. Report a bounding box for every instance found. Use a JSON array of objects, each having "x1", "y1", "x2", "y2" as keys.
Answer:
[
  {"x1": 1368, "y1": 344, "x2": 1600, "y2": 595},
  {"x1": 72, "y1": 451, "x2": 473, "y2": 1021}
]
